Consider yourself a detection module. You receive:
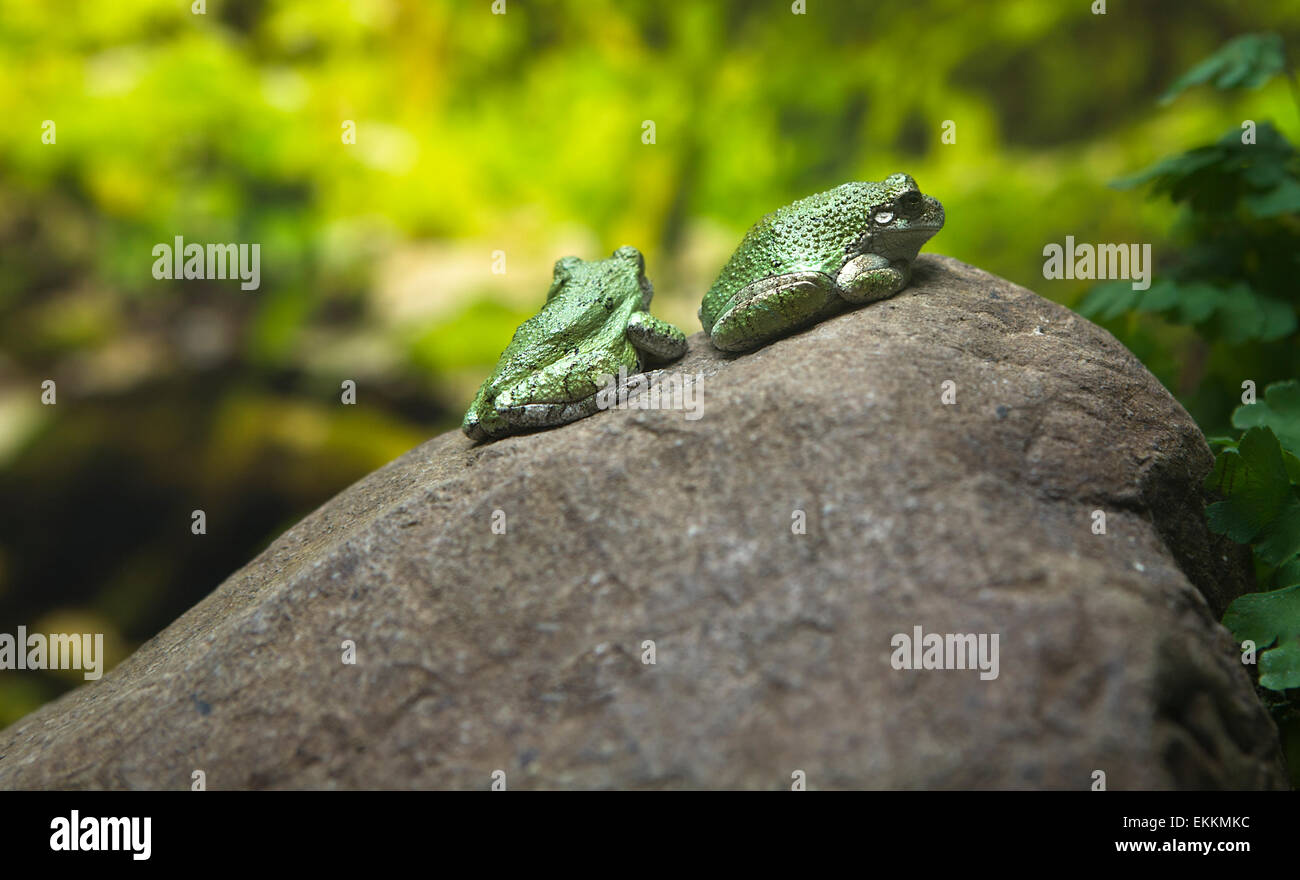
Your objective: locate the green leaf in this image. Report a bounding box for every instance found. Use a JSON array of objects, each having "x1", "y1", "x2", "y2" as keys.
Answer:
[
  {"x1": 1159, "y1": 33, "x2": 1287, "y2": 105},
  {"x1": 1256, "y1": 500, "x2": 1300, "y2": 566},
  {"x1": 1224, "y1": 583, "x2": 1300, "y2": 648},
  {"x1": 1111, "y1": 124, "x2": 1297, "y2": 214},
  {"x1": 1205, "y1": 427, "x2": 1296, "y2": 544},
  {"x1": 1212, "y1": 285, "x2": 1297, "y2": 344},
  {"x1": 1222, "y1": 583, "x2": 1300, "y2": 691},
  {"x1": 1233, "y1": 380, "x2": 1300, "y2": 454},
  {"x1": 1286, "y1": 450, "x2": 1300, "y2": 485},
  {"x1": 1275, "y1": 558, "x2": 1300, "y2": 589},
  {"x1": 1077, "y1": 280, "x2": 1141, "y2": 320},
  {"x1": 1111, "y1": 145, "x2": 1225, "y2": 190},
  {"x1": 1205, "y1": 445, "x2": 1237, "y2": 494},
  {"x1": 1244, "y1": 175, "x2": 1300, "y2": 217},
  {"x1": 1260, "y1": 640, "x2": 1300, "y2": 691},
  {"x1": 1243, "y1": 158, "x2": 1291, "y2": 189},
  {"x1": 1081, "y1": 278, "x2": 1296, "y2": 344},
  {"x1": 1148, "y1": 279, "x2": 1218, "y2": 324},
  {"x1": 1206, "y1": 424, "x2": 1300, "y2": 567}
]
